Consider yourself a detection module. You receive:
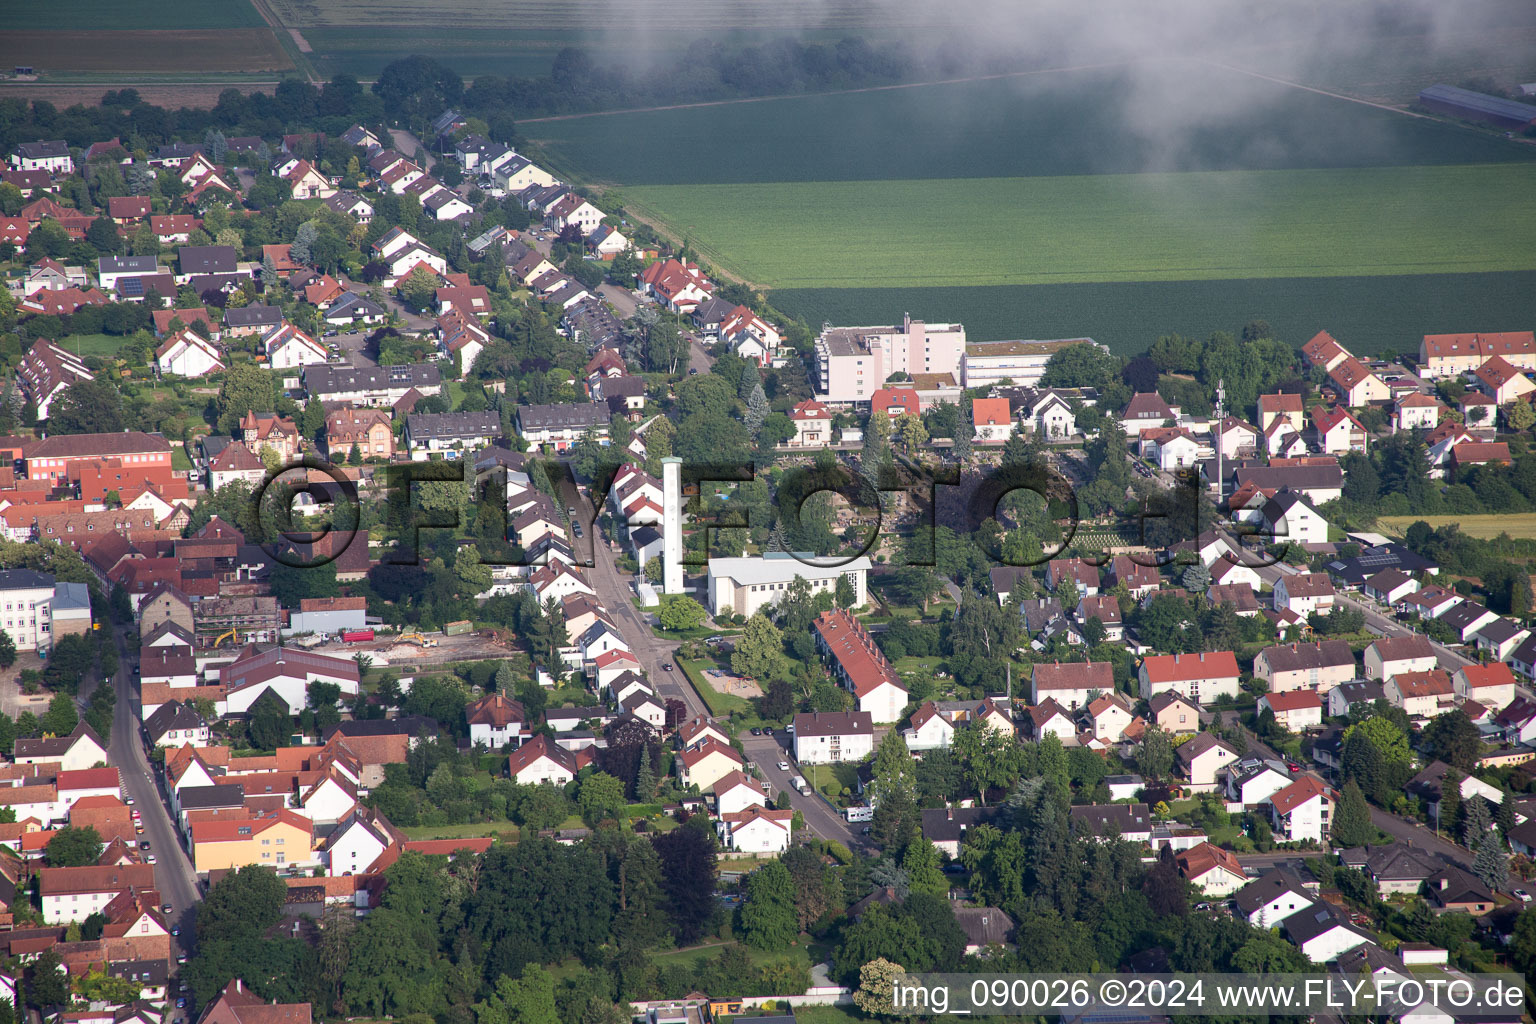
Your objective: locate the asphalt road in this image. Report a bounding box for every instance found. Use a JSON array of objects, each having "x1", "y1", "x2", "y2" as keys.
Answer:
[
  {"x1": 740, "y1": 731, "x2": 866, "y2": 852},
  {"x1": 109, "y1": 631, "x2": 201, "y2": 957}
]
